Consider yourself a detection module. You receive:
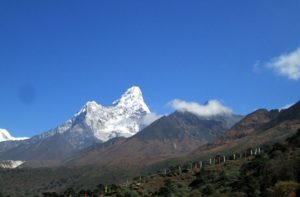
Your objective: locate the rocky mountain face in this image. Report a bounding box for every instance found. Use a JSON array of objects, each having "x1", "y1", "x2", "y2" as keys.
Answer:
[
  {"x1": 0, "y1": 86, "x2": 151, "y2": 161},
  {"x1": 68, "y1": 111, "x2": 243, "y2": 166}
]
